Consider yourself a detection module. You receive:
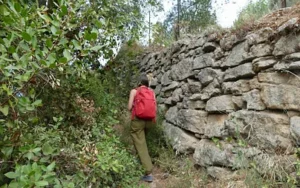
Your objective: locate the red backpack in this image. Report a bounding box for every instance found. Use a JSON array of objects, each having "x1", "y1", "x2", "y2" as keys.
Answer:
[{"x1": 132, "y1": 86, "x2": 156, "y2": 120}]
